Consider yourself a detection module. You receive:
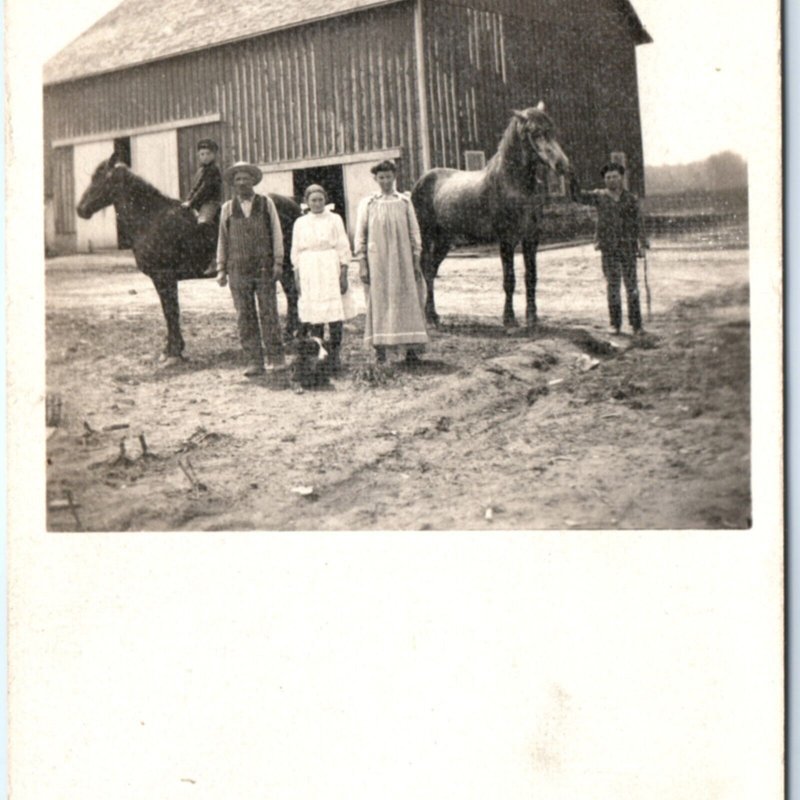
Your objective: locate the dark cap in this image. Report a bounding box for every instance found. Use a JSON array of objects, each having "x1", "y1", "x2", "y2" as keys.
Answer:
[
  {"x1": 601, "y1": 162, "x2": 626, "y2": 177},
  {"x1": 197, "y1": 139, "x2": 219, "y2": 152},
  {"x1": 370, "y1": 159, "x2": 397, "y2": 175}
]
